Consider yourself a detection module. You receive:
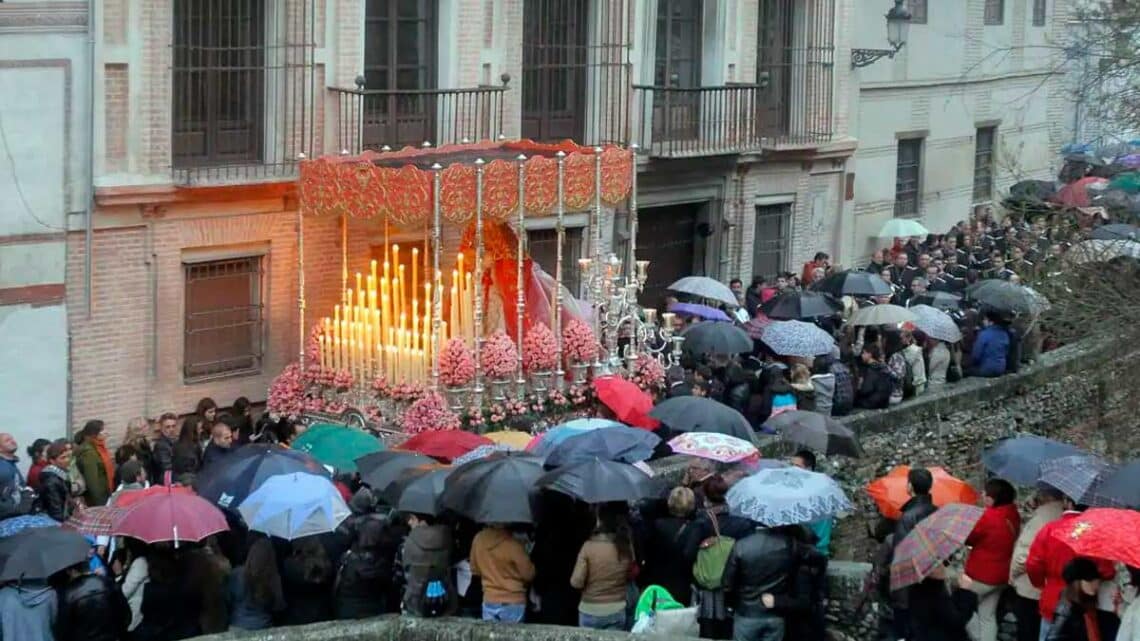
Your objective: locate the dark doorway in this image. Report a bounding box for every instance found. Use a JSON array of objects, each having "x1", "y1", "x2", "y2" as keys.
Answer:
[
  {"x1": 522, "y1": 0, "x2": 590, "y2": 143},
  {"x1": 637, "y1": 202, "x2": 701, "y2": 310}
]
